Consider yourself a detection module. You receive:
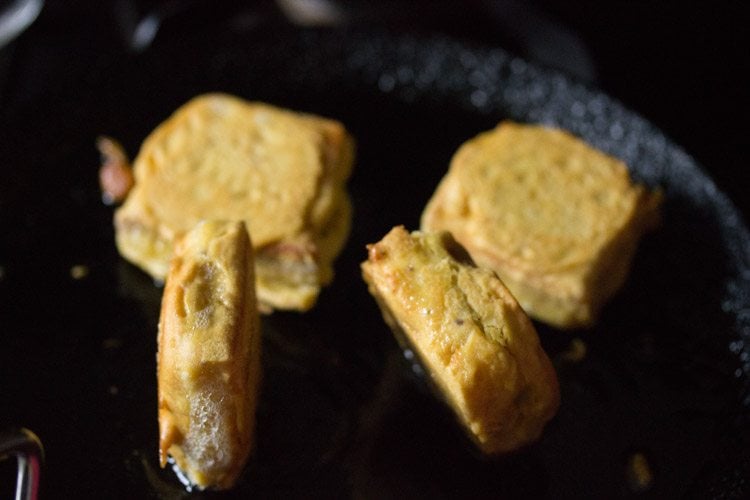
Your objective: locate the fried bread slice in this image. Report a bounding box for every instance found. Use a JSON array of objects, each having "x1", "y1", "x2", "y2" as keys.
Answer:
[
  {"x1": 254, "y1": 194, "x2": 351, "y2": 311},
  {"x1": 361, "y1": 226, "x2": 559, "y2": 454},
  {"x1": 157, "y1": 220, "x2": 261, "y2": 490},
  {"x1": 421, "y1": 121, "x2": 661, "y2": 328},
  {"x1": 114, "y1": 93, "x2": 354, "y2": 311}
]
